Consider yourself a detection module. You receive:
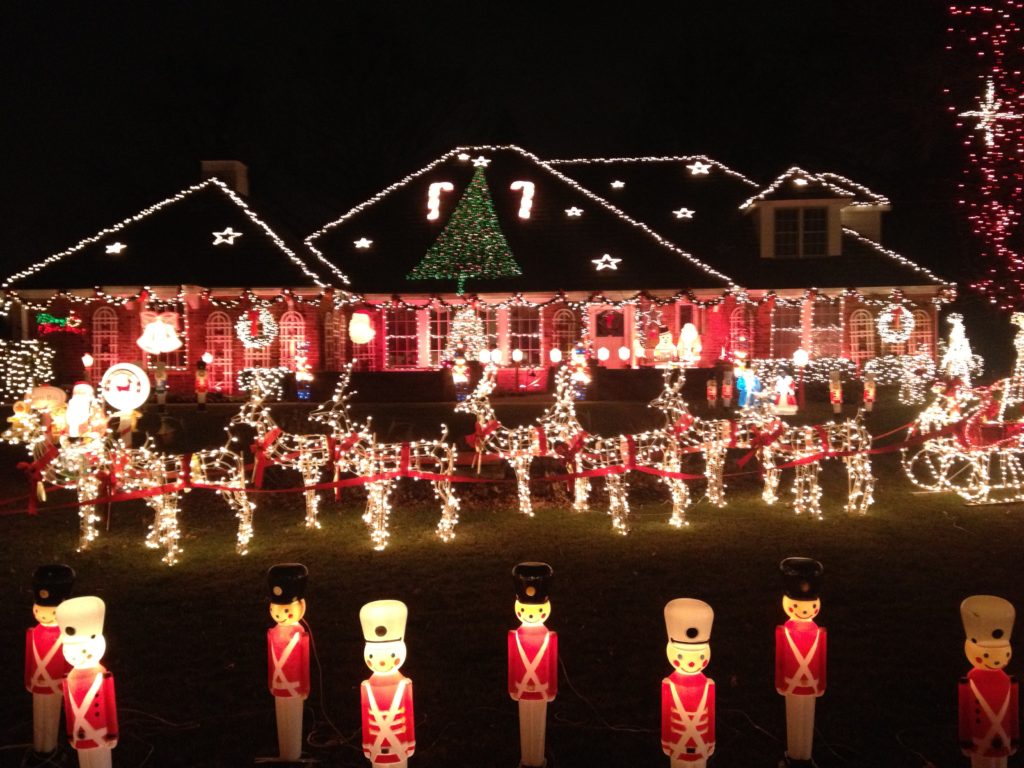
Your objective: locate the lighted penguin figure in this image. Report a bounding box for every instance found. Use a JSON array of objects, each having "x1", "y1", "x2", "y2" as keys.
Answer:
[
  {"x1": 661, "y1": 598, "x2": 716, "y2": 767},
  {"x1": 56, "y1": 596, "x2": 118, "y2": 768},
  {"x1": 959, "y1": 595, "x2": 1019, "y2": 768},
  {"x1": 25, "y1": 564, "x2": 75, "y2": 755},
  {"x1": 359, "y1": 599, "x2": 415, "y2": 767},
  {"x1": 775, "y1": 557, "x2": 826, "y2": 768},
  {"x1": 509, "y1": 562, "x2": 558, "y2": 768}
]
